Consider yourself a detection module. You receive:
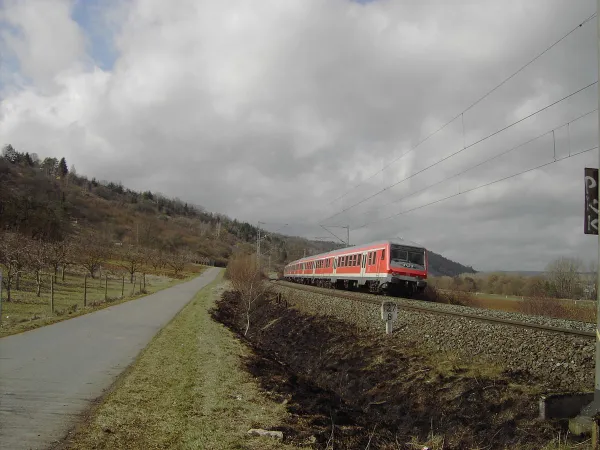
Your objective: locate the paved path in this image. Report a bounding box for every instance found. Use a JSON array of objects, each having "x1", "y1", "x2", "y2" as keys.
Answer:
[{"x1": 0, "y1": 267, "x2": 221, "y2": 450}]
